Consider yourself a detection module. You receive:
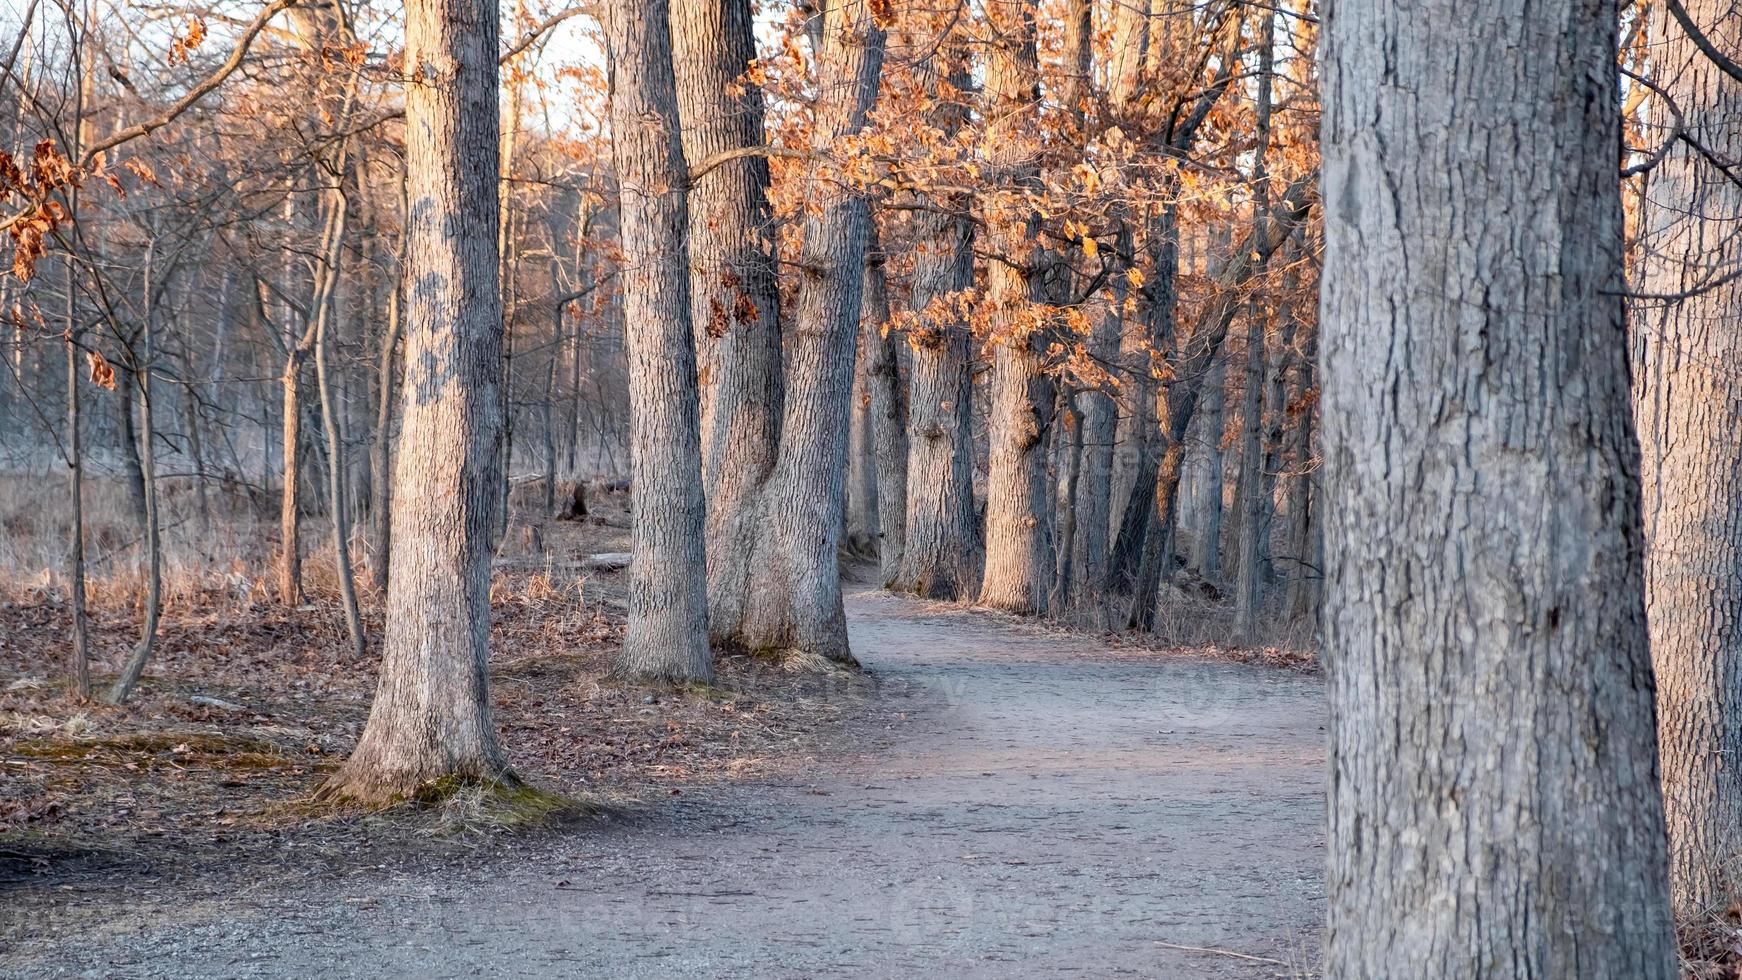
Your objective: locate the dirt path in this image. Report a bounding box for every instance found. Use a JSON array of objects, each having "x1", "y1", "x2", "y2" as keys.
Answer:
[{"x1": 5, "y1": 591, "x2": 1326, "y2": 979}]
